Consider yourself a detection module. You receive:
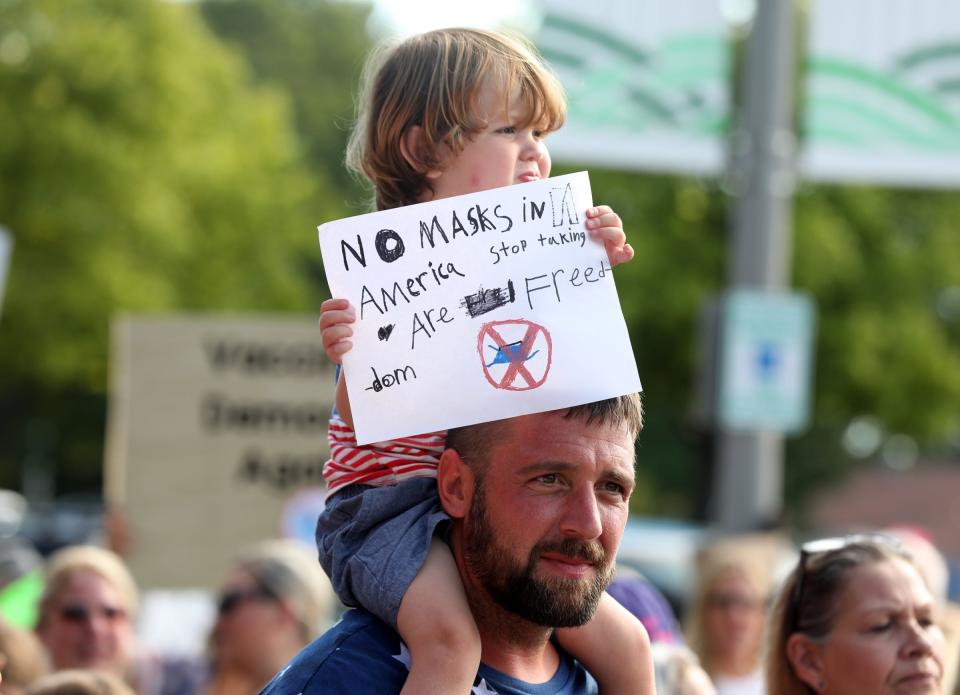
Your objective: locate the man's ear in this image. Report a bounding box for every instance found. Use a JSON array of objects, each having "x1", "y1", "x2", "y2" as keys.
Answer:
[
  {"x1": 786, "y1": 633, "x2": 826, "y2": 692},
  {"x1": 437, "y1": 448, "x2": 473, "y2": 519},
  {"x1": 400, "y1": 125, "x2": 442, "y2": 180}
]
